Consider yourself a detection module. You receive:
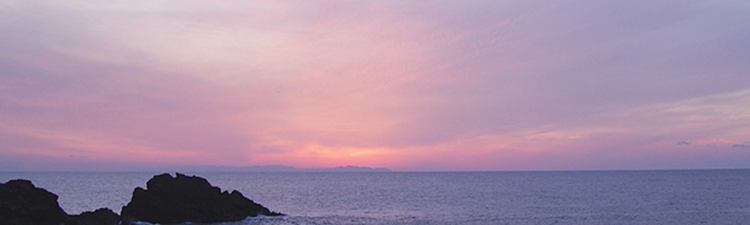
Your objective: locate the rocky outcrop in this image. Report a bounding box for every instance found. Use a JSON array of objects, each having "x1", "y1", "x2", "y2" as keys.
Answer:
[
  {"x1": 0, "y1": 179, "x2": 69, "y2": 225},
  {"x1": 66, "y1": 208, "x2": 121, "y2": 225},
  {"x1": 0, "y1": 179, "x2": 122, "y2": 225},
  {"x1": 2, "y1": 173, "x2": 281, "y2": 225},
  {"x1": 121, "y1": 173, "x2": 281, "y2": 224}
]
